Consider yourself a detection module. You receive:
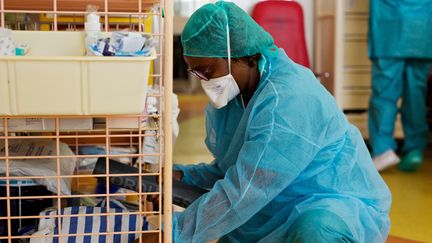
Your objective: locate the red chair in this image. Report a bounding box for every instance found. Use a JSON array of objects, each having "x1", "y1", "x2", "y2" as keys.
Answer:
[{"x1": 252, "y1": 0, "x2": 310, "y2": 68}]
